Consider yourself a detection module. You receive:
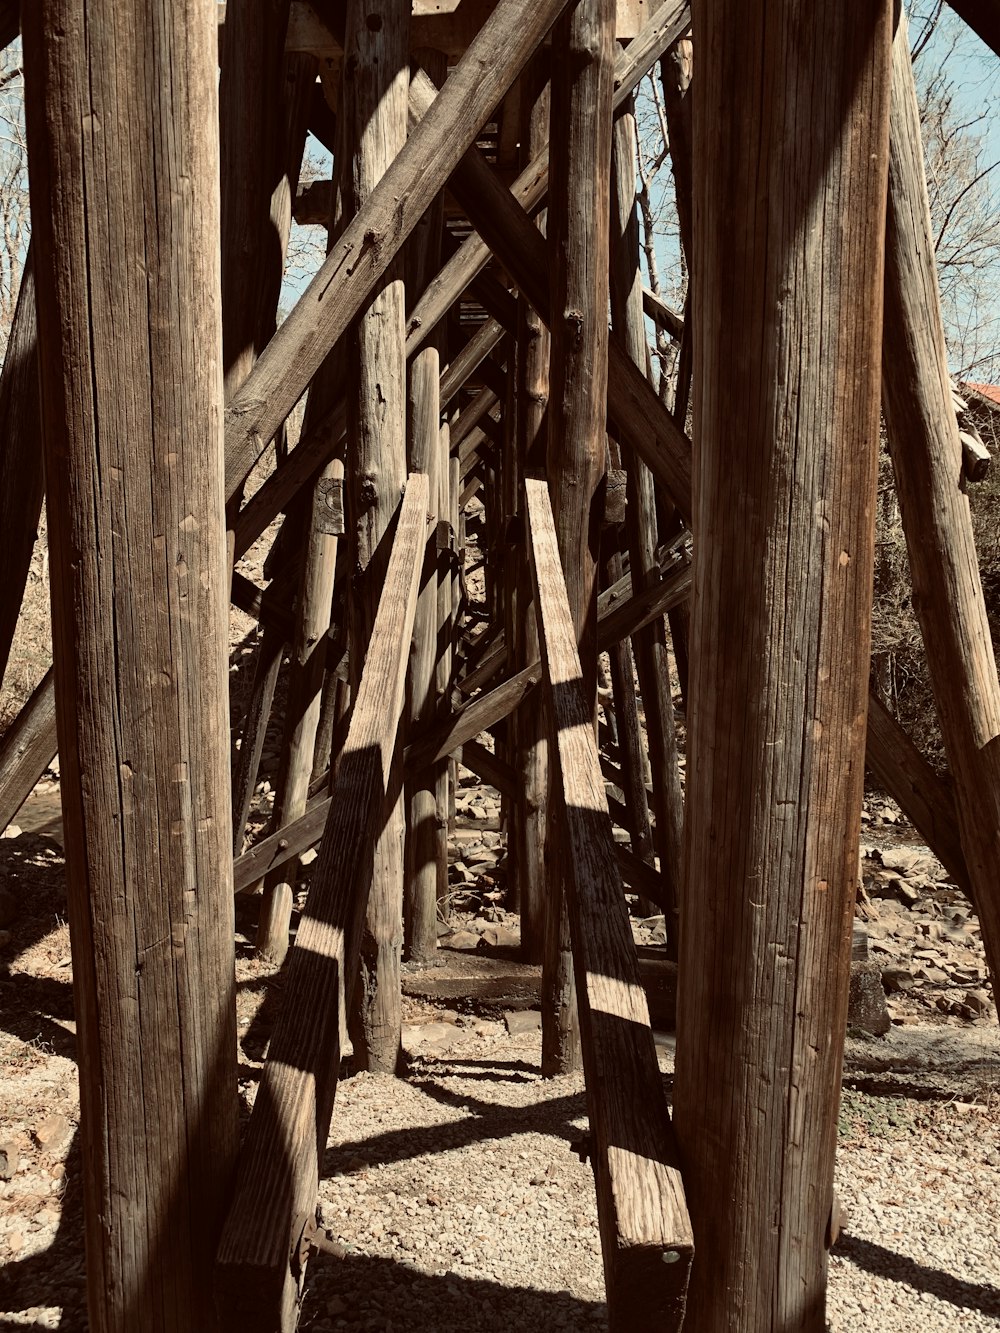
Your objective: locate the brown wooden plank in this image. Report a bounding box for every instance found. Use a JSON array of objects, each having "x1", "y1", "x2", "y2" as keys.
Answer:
[
  {"x1": 525, "y1": 476, "x2": 692, "y2": 1327},
  {"x1": 0, "y1": 668, "x2": 57, "y2": 835},
  {"x1": 215, "y1": 474, "x2": 427, "y2": 1330}
]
